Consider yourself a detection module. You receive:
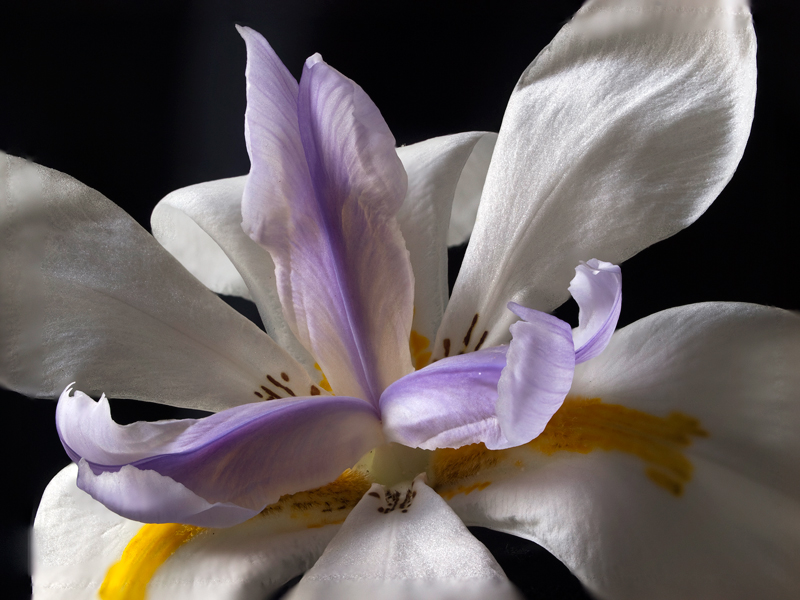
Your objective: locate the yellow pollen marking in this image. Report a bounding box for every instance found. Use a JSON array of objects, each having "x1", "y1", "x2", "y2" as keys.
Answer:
[
  {"x1": 99, "y1": 523, "x2": 204, "y2": 600},
  {"x1": 438, "y1": 481, "x2": 492, "y2": 501},
  {"x1": 429, "y1": 397, "x2": 708, "y2": 498},
  {"x1": 409, "y1": 330, "x2": 432, "y2": 370},
  {"x1": 101, "y1": 469, "x2": 371, "y2": 599},
  {"x1": 314, "y1": 363, "x2": 333, "y2": 393},
  {"x1": 259, "y1": 468, "x2": 371, "y2": 528}
]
